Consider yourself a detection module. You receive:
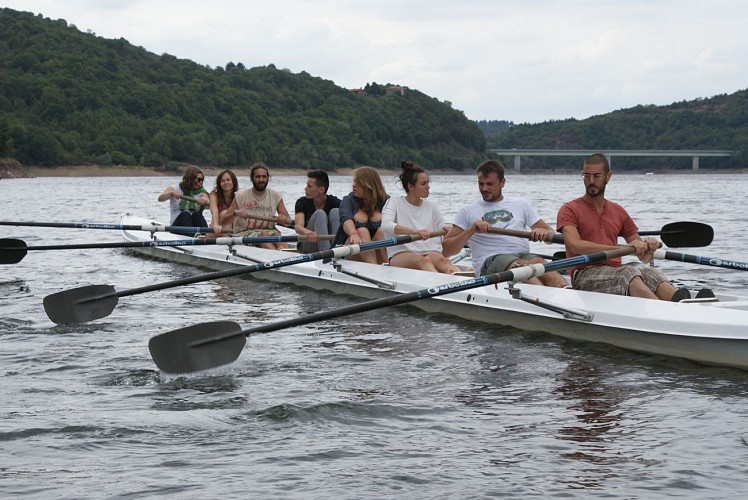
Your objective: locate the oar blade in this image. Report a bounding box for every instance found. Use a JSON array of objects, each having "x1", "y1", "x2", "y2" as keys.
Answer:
[
  {"x1": 43, "y1": 284, "x2": 118, "y2": 324},
  {"x1": 149, "y1": 321, "x2": 246, "y2": 374},
  {"x1": 0, "y1": 238, "x2": 28, "y2": 264},
  {"x1": 659, "y1": 221, "x2": 713, "y2": 248}
]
